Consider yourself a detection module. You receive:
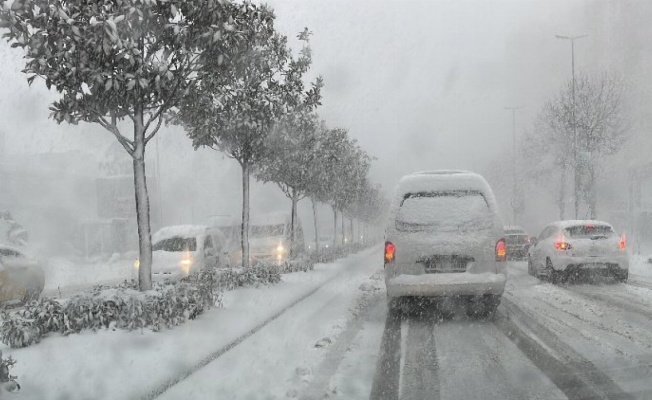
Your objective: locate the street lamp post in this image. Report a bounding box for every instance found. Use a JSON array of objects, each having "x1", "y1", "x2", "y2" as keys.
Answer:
[
  {"x1": 556, "y1": 34, "x2": 587, "y2": 219},
  {"x1": 505, "y1": 106, "x2": 523, "y2": 225}
]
